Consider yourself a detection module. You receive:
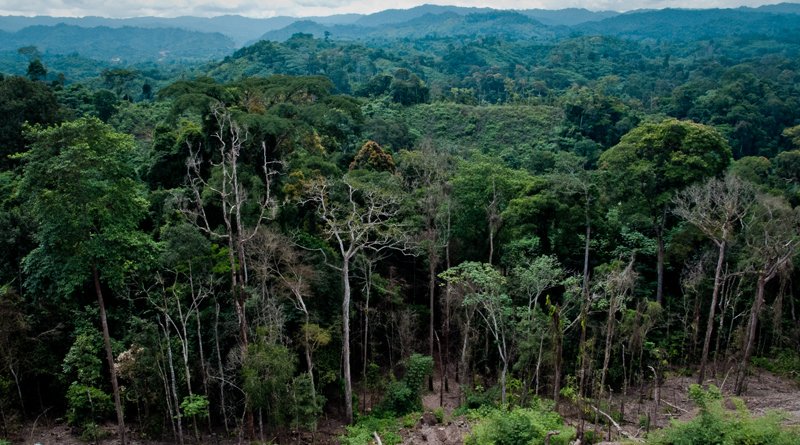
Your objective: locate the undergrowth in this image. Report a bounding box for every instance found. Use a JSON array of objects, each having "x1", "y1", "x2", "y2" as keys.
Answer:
[
  {"x1": 649, "y1": 384, "x2": 800, "y2": 445},
  {"x1": 463, "y1": 400, "x2": 575, "y2": 445},
  {"x1": 752, "y1": 349, "x2": 800, "y2": 383}
]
